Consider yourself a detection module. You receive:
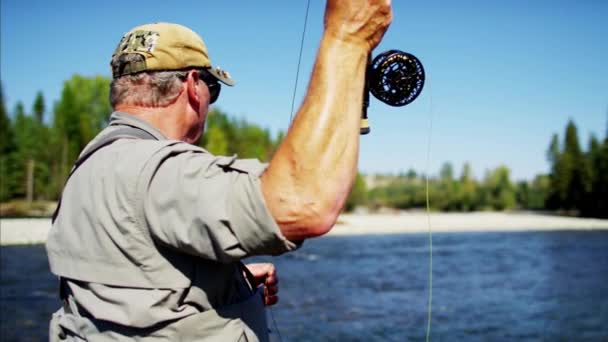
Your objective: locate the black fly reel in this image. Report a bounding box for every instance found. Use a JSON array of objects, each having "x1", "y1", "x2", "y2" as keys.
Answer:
[
  {"x1": 369, "y1": 50, "x2": 425, "y2": 106},
  {"x1": 361, "y1": 50, "x2": 425, "y2": 134}
]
